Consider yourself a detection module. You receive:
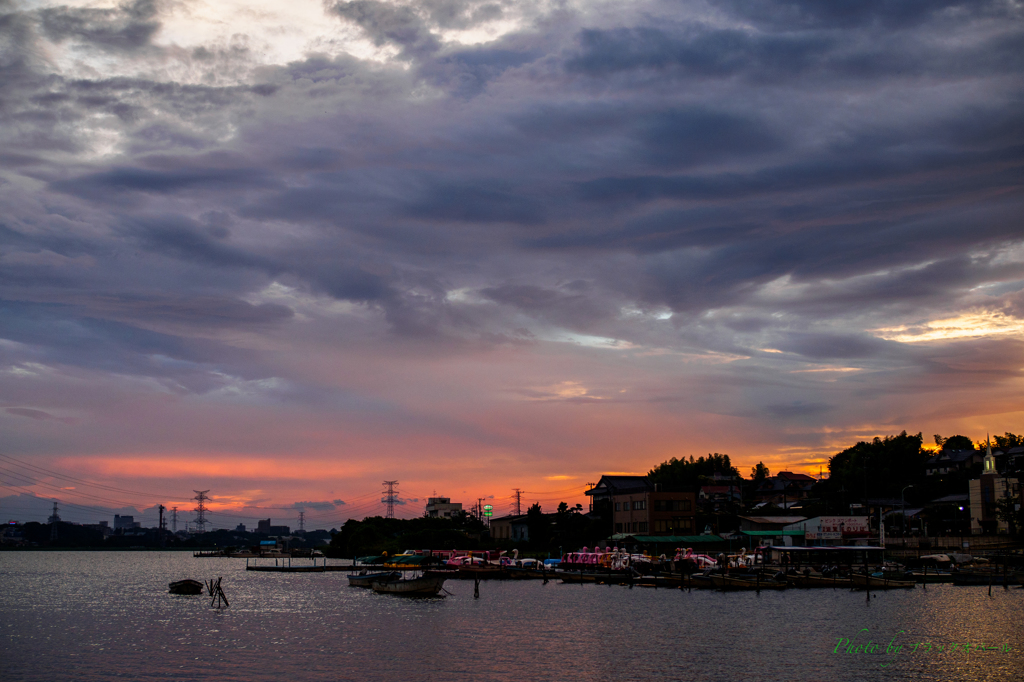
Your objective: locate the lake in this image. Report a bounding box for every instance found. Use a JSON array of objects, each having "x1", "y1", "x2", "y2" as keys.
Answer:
[{"x1": 1, "y1": 552, "x2": 1021, "y2": 681}]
